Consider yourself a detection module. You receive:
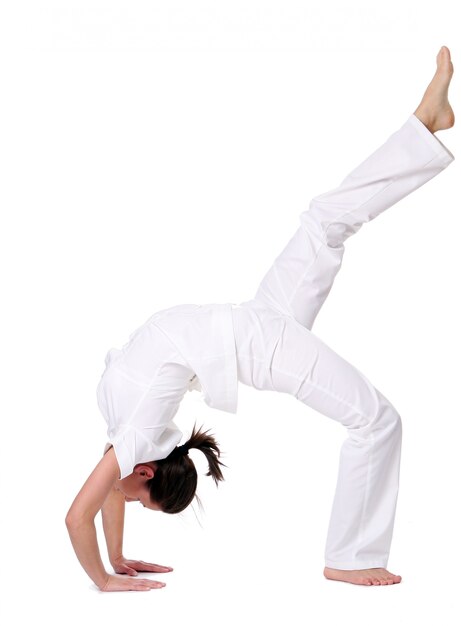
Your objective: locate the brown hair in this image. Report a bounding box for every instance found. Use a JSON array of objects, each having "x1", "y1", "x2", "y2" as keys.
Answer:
[{"x1": 146, "y1": 423, "x2": 226, "y2": 514}]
